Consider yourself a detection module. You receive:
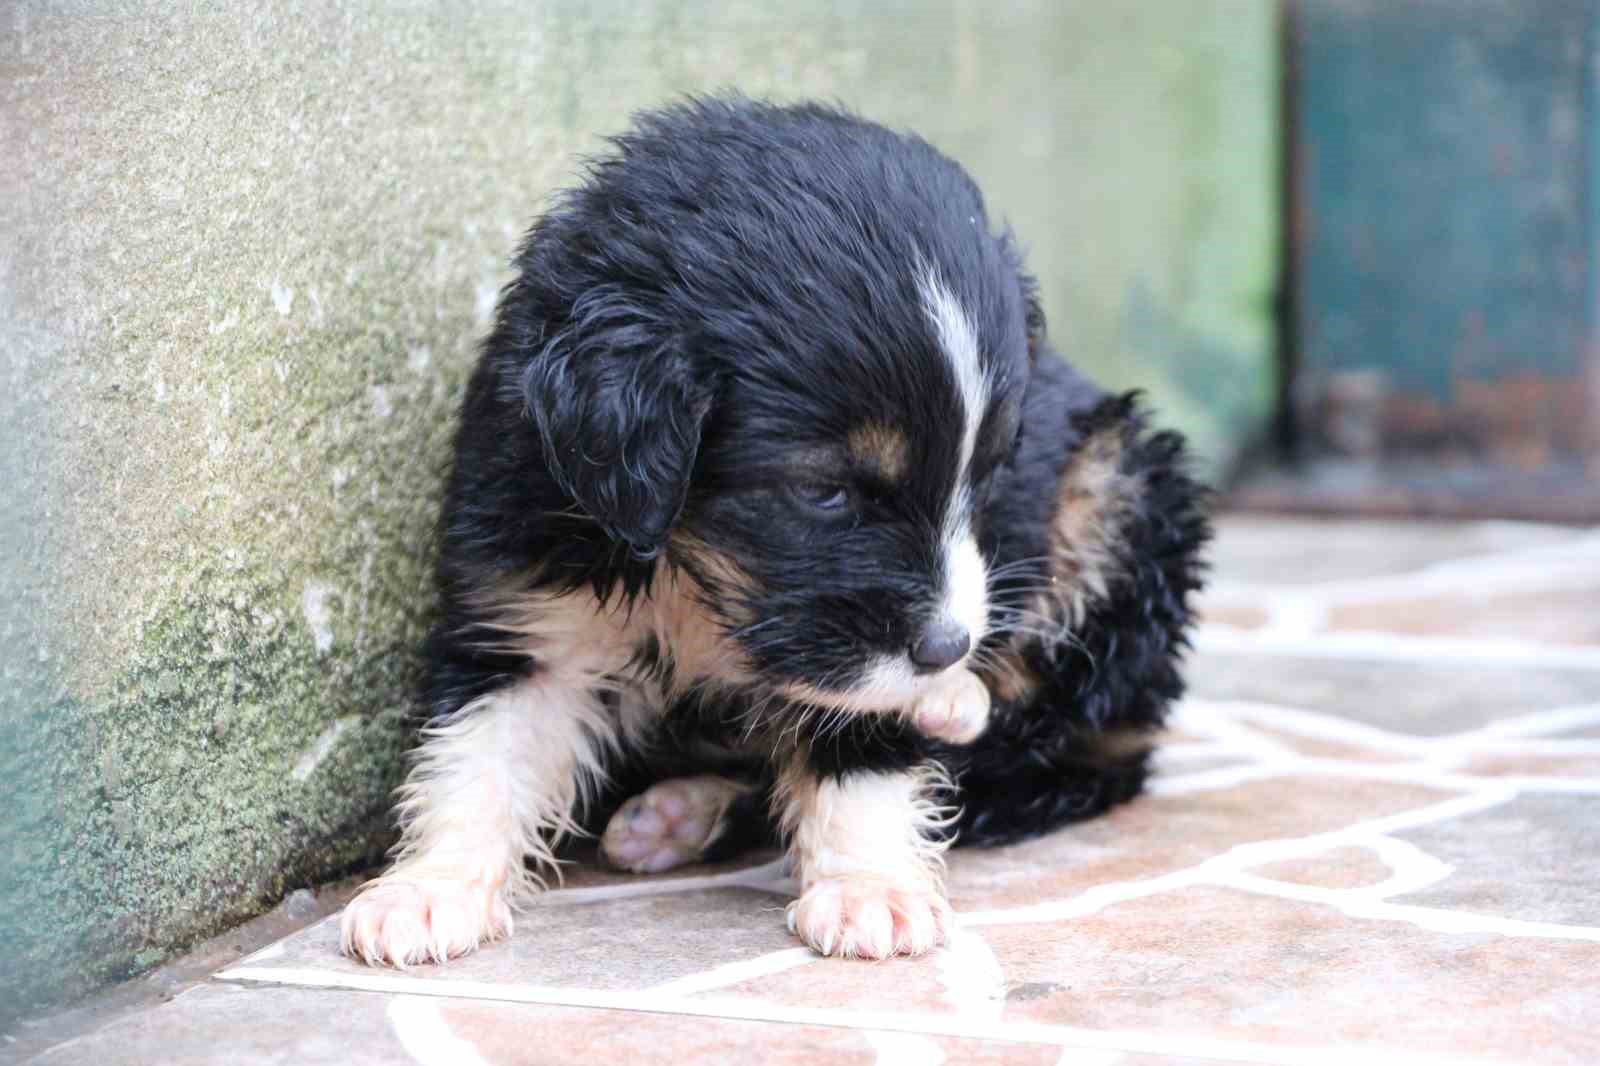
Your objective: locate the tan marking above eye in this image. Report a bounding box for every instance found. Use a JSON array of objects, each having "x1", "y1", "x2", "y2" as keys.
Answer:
[{"x1": 847, "y1": 422, "x2": 910, "y2": 482}]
